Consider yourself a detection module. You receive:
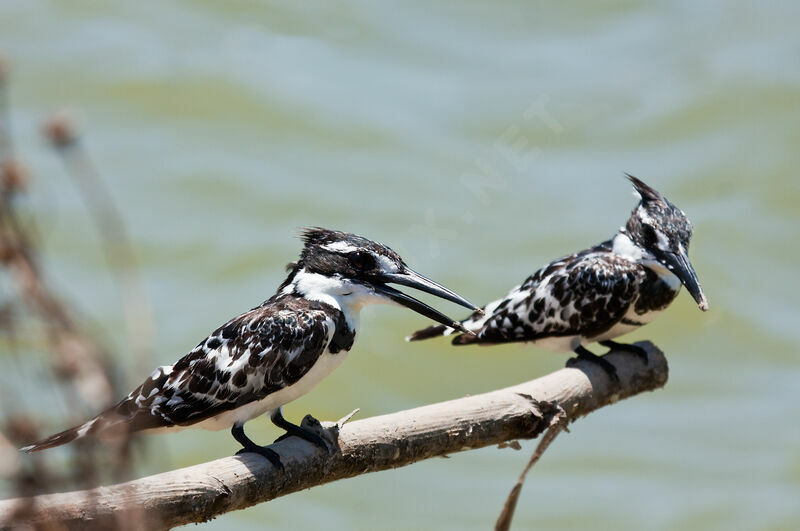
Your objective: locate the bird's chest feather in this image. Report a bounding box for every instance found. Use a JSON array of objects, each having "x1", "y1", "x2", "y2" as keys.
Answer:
[
  {"x1": 589, "y1": 268, "x2": 679, "y2": 344},
  {"x1": 328, "y1": 311, "x2": 356, "y2": 353},
  {"x1": 255, "y1": 316, "x2": 356, "y2": 409},
  {"x1": 634, "y1": 267, "x2": 680, "y2": 315}
]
